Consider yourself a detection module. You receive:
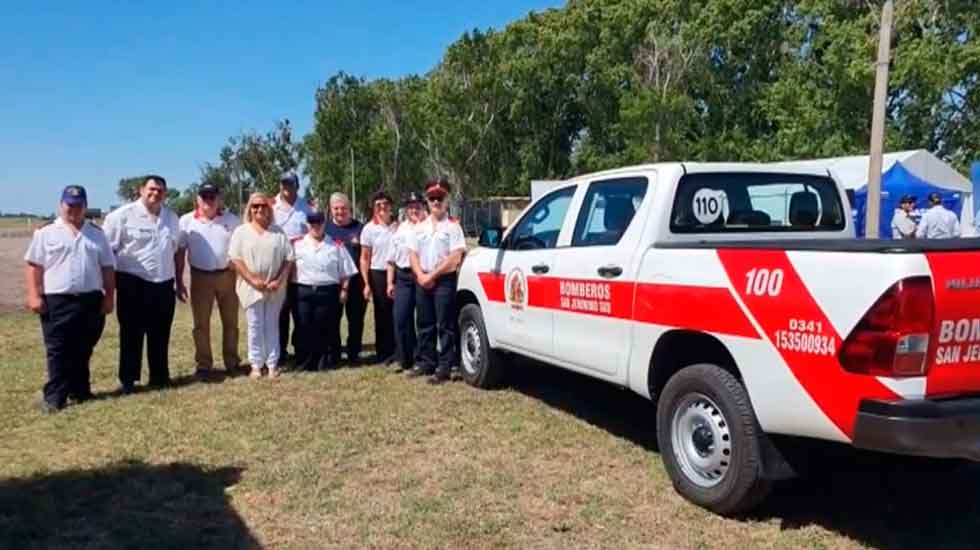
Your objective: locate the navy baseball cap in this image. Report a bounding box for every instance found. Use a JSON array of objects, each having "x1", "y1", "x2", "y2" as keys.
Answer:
[
  {"x1": 280, "y1": 173, "x2": 299, "y2": 187},
  {"x1": 402, "y1": 191, "x2": 424, "y2": 206},
  {"x1": 61, "y1": 185, "x2": 87, "y2": 206},
  {"x1": 928, "y1": 192, "x2": 942, "y2": 203},
  {"x1": 900, "y1": 194, "x2": 916, "y2": 203},
  {"x1": 307, "y1": 211, "x2": 326, "y2": 224},
  {"x1": 198, "y1": 182, "x2": 220, "y2": 196}
]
